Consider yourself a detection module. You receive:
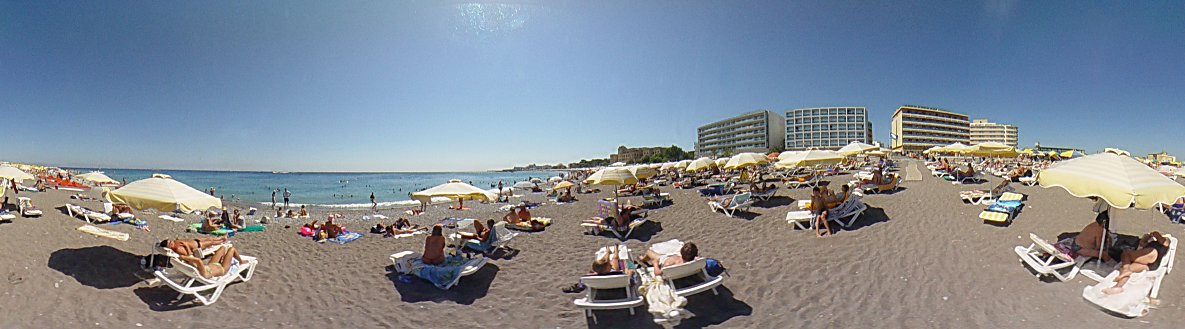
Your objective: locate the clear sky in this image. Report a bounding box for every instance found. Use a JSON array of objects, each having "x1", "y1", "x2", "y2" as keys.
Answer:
[{"x1": 2, "y1": 1, "x2": 1182, "y2": 171}]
